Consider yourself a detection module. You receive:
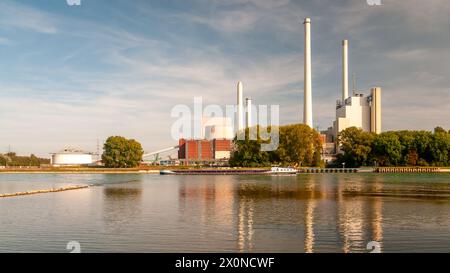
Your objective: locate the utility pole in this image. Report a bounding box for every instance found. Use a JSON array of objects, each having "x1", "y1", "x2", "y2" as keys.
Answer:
[{"x1": 96, "y1": 138, "x2": 101, "y2": 161}]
